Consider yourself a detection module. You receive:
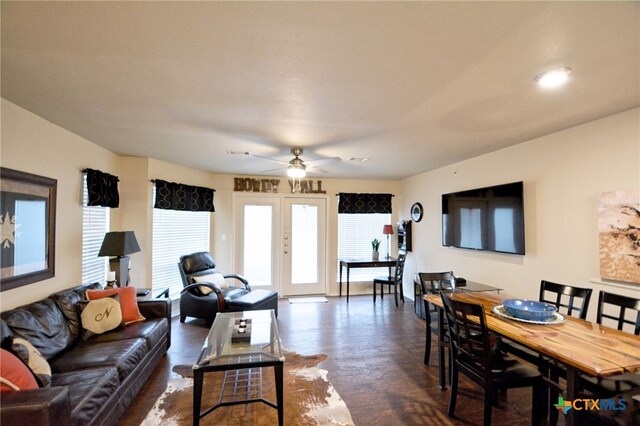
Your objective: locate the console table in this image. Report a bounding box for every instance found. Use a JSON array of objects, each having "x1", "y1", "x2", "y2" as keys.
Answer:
[{"x1": 338, "y1": 257, "x2": 397, "y2": 303}]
